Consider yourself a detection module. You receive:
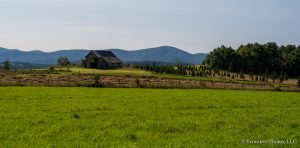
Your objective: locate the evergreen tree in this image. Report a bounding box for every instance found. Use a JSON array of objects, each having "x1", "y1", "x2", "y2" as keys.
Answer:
[
  {"x1": 264, "y1": 68, "x2": 269, "y2": 79},
  {"x1": 284, "y1": 72, "x2": 288, "y2": 81},
  {"x1": 279, "y1": 71, "x2": 284, "y2": 83},
  {"x1": 227, "y1": 72, "x2": 231, "y2": 78},
  {"x1": 3, "y1": 60, "x2": 10, "y2": 70},
  {"x1": 239, "y1": 68, "x2": 245, "y2": 79},
  {"x1": 270, "y1": 71, "x2": 278, "y2": 83},
  {"x1": 228, "y1": 61, "x2": 234, "y2": 72},
  {"x1": 191, "y1": 70, "x2": 195, "y2": 76}
]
